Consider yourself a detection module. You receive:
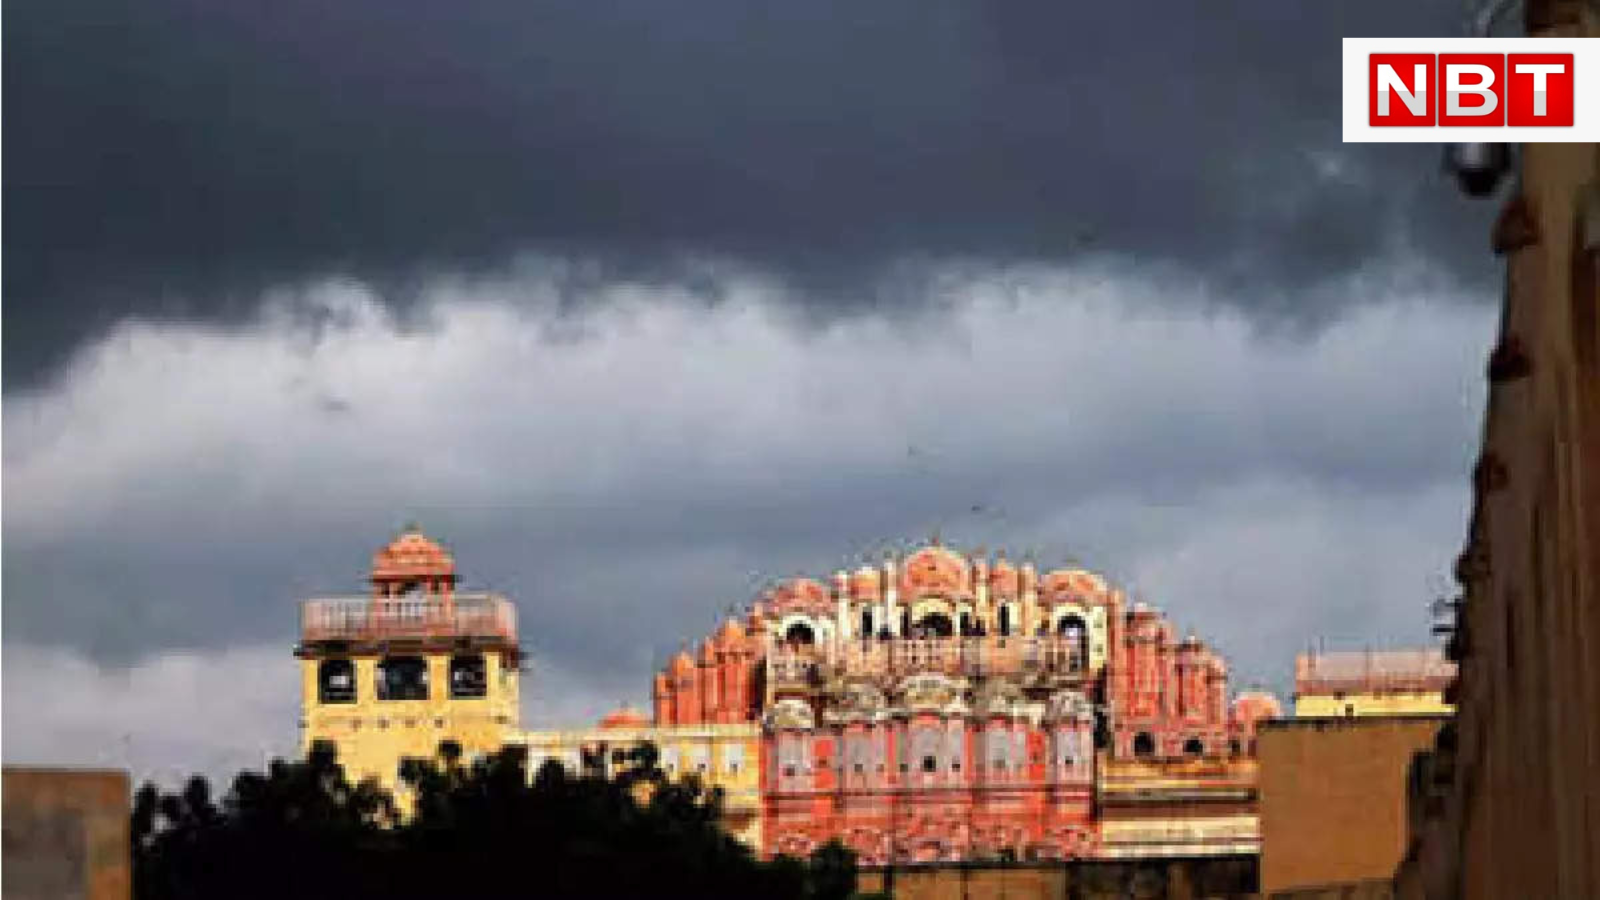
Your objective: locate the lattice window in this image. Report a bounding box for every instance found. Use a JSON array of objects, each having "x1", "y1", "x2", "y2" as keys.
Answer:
[
  {"x1": 722, "y1": 743, "x2": 744, "y2": 774},
  {"x1": 777, "y1": 735, "x2": 808, "y2": 785},
  {"x1": 944, "y1": 726, "x2": 964, "y2": 773},
  {"x1": 987, "y1": 728, "x2": 1011, "y2": 772},
  {"x1": 911, "y1": 727, "x2": 940, "y2": 775},
  {"x1": 846, "y1": 734, "x2": 871, "y2": 774}
]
